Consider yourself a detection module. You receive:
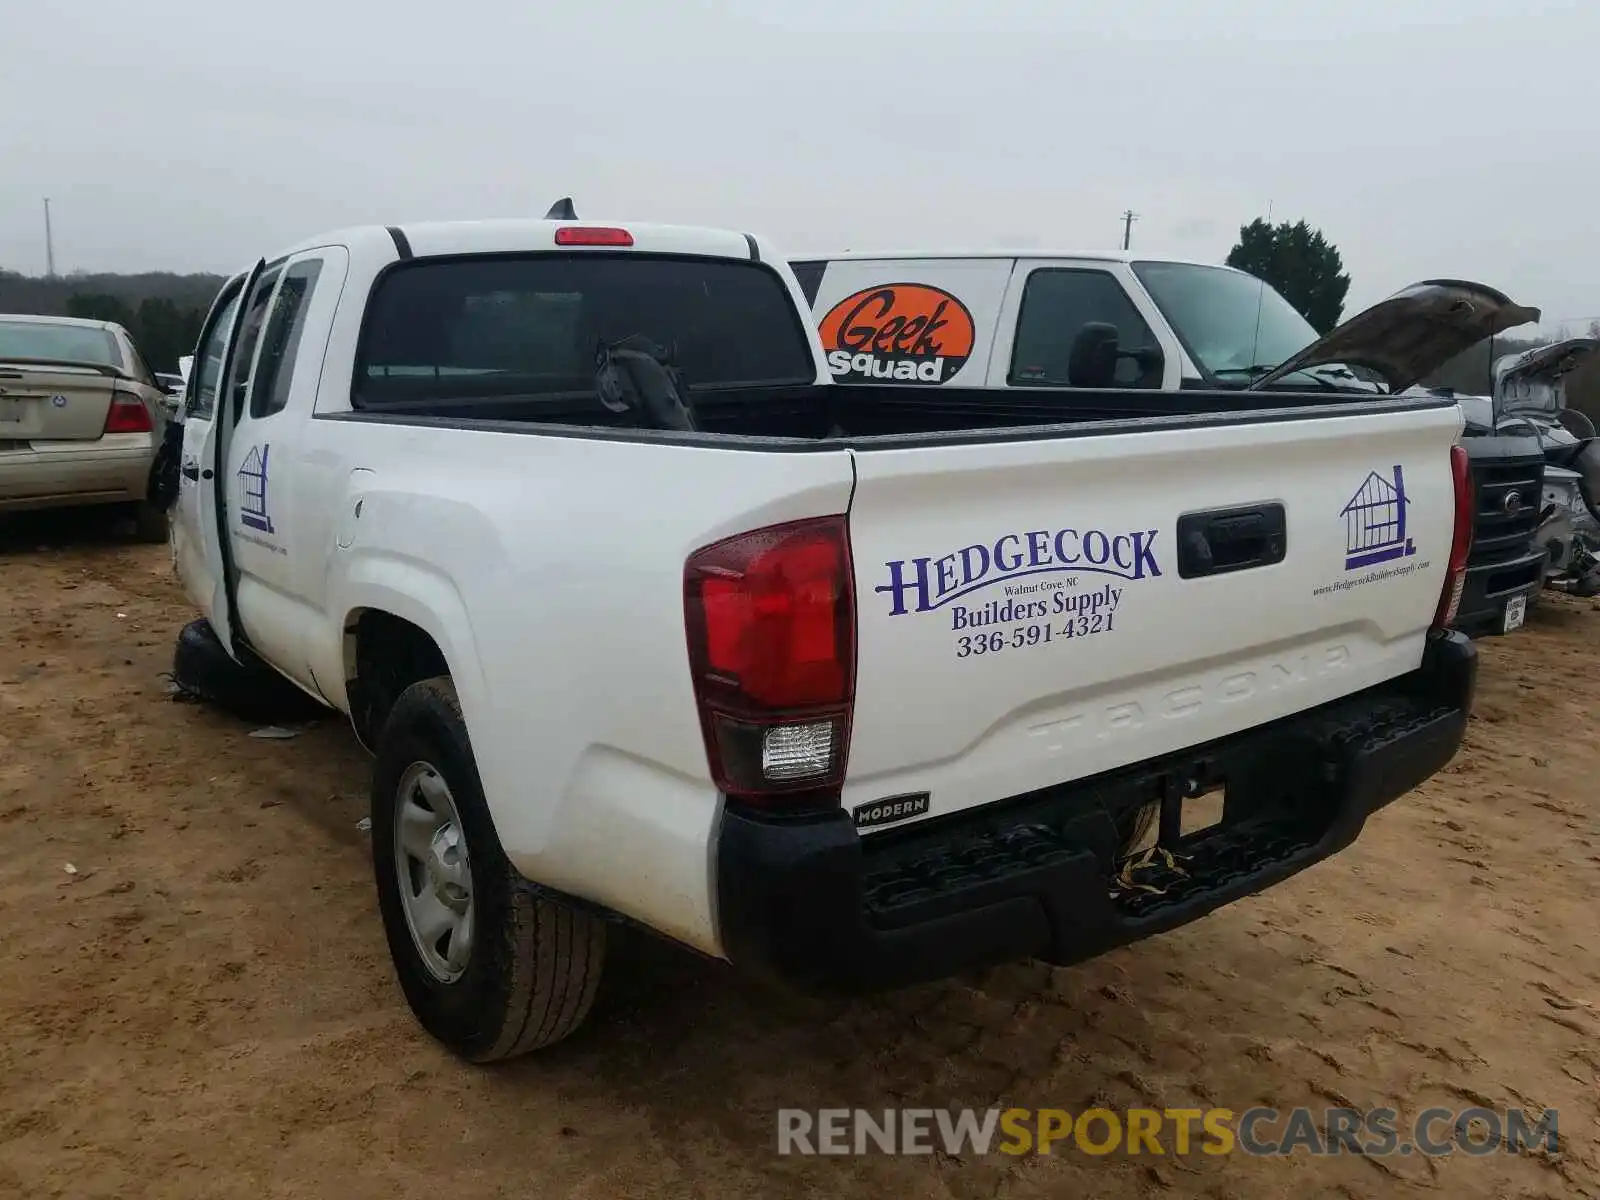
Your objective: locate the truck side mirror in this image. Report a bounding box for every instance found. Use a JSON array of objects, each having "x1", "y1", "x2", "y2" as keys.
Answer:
[{"x1": 1068, "y1": 322, "x2": 1121, "y2": 388}]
